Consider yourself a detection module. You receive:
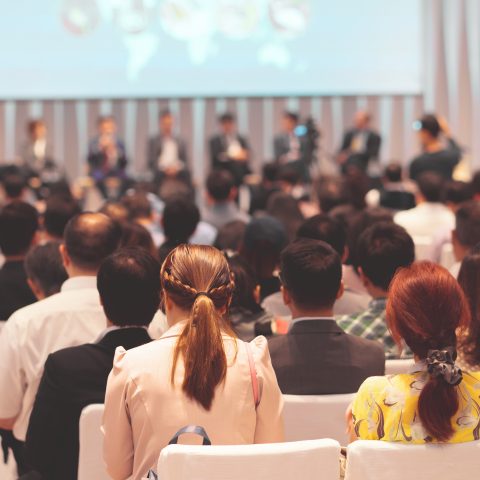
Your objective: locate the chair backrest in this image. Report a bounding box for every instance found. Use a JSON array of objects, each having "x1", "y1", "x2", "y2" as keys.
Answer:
[
  {"x1": 385, "y1": 359, "x2": 415, "y2": 375},
  {"x1": 412, "y1": 236, "x2": 433, "y2": 261},
  {"x1": 440, "y1": 242, "x2": 455, "y2": 270},
  {"x1": 78, "y1": 404, "x2": 108, "y2": 480},
  {"x1": 158, "y1": 439, "x2": 340, "y2": 480},
  {"x1": 283, "y1": 393, "x2": 355, "y2": 445},
  {"x1": 345, "y1": 439, "x2": 480, "y2": 480}
]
